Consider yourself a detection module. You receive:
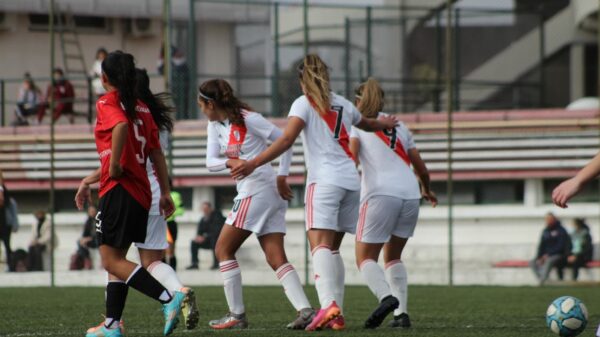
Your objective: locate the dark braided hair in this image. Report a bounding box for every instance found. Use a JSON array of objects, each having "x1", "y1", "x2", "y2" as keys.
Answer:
[
  {"x1": 101, "y1": 51, "x2": 137, "y2": 120},
  {"x1": 198, "y1": 79, "x2": 251, "y2": 126},
  {"x1": 135, "y1": 68, "x2": 174, "y2": 132}
]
